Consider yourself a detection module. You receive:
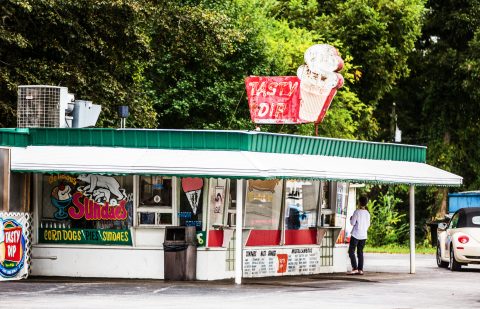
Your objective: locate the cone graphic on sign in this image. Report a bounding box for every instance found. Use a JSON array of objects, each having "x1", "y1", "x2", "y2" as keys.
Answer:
[
  {"x1": 297, "y1": 44, "x2": 344, "y2": 123},
  {"x1": 181, "y1": 178, "x2": 204, "y2": 215}
]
